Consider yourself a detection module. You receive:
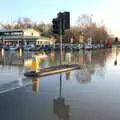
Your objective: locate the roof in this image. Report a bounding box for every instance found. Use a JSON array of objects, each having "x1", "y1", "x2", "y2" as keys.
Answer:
[
  {"x1": 0, "y1": 29, "x2": 24, "y2": 32},
  {"x1": 0, "y1": 28, "x2": 36, "y2": 32}
]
